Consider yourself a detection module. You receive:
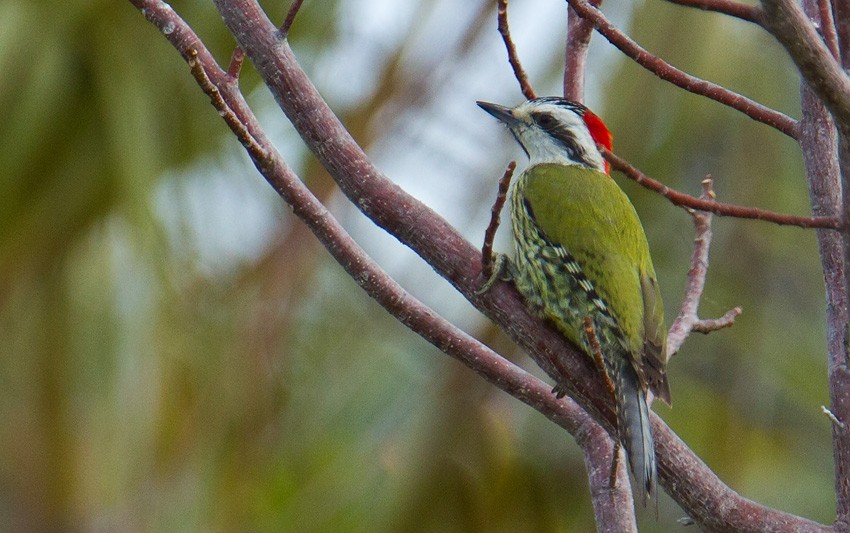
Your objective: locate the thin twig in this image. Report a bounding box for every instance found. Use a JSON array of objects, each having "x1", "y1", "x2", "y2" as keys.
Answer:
[
  {"x1": 498, "y1": 0, "x2": 536, "y2": 99},
  {"x1": 280, "y1": 0, "x2": 305, "y2": 36},
  {"x1": 817, "y1": 0, "x2": 841, "y2": 59},
  {"x1": 692, "y1": 309, "x2": 742, "y2": 333},
  {"x1": 833, "y1": 0, "x2": 850, "y2": 69},
  {"x1": 663, "y1": 0, "x2": 763, "y2": 24},
  {"x1": 190, "y1": 51, "x2": 257, "y2": 152},
  {"x1": 482, "y1": 162, "x2": 516, "y2": 278},
  {"x1": 565, "y1": 0, "x2": 799, "y2": 138},
  {"x1": 601, "y1": 148, "x2": 842, "y2": 229},
  {"x1": 666, "y1": 177, "x2": 741, "y2": 357}
]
